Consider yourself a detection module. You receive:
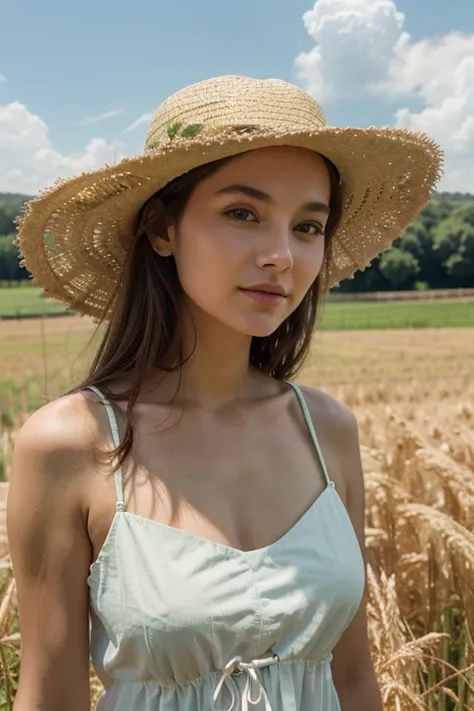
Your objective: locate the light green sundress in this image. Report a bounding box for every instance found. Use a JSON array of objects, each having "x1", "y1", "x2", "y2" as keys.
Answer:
[{"x1": 86, "y1": 383, "x2": 365, "y2": 711}]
